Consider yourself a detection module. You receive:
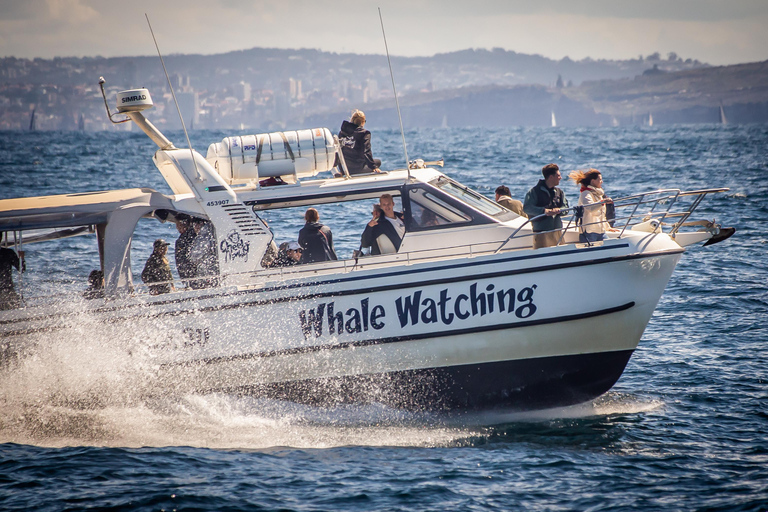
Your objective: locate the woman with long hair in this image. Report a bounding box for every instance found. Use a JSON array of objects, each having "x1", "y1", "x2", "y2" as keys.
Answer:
[{"x1": 569, "y1": 168, "x2": 614, "y2": 244}]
